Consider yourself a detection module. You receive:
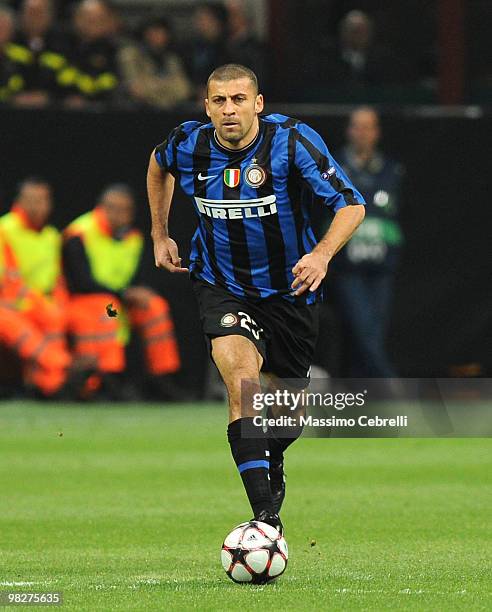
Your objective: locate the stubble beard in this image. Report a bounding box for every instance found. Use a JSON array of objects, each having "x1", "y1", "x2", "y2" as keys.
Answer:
[{"x1": 219, "y1": 126, "x2": 244, "y2": 144}]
